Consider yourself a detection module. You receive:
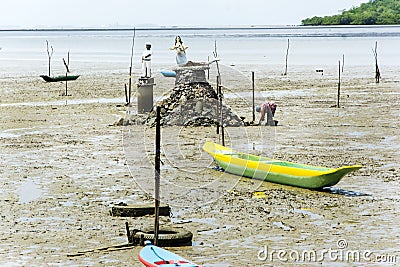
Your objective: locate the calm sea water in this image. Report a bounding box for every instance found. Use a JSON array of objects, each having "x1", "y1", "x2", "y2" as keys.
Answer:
[{"x1": 0, "y1": 26, "x2": 400, "y2": 78}]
